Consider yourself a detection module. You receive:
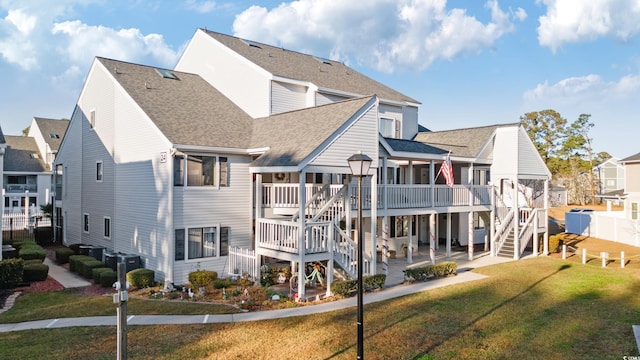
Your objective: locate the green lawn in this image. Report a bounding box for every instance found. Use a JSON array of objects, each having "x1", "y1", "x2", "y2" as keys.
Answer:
[{"x1": 1, "y1": 256, "x2": 639, "y2": 359}]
